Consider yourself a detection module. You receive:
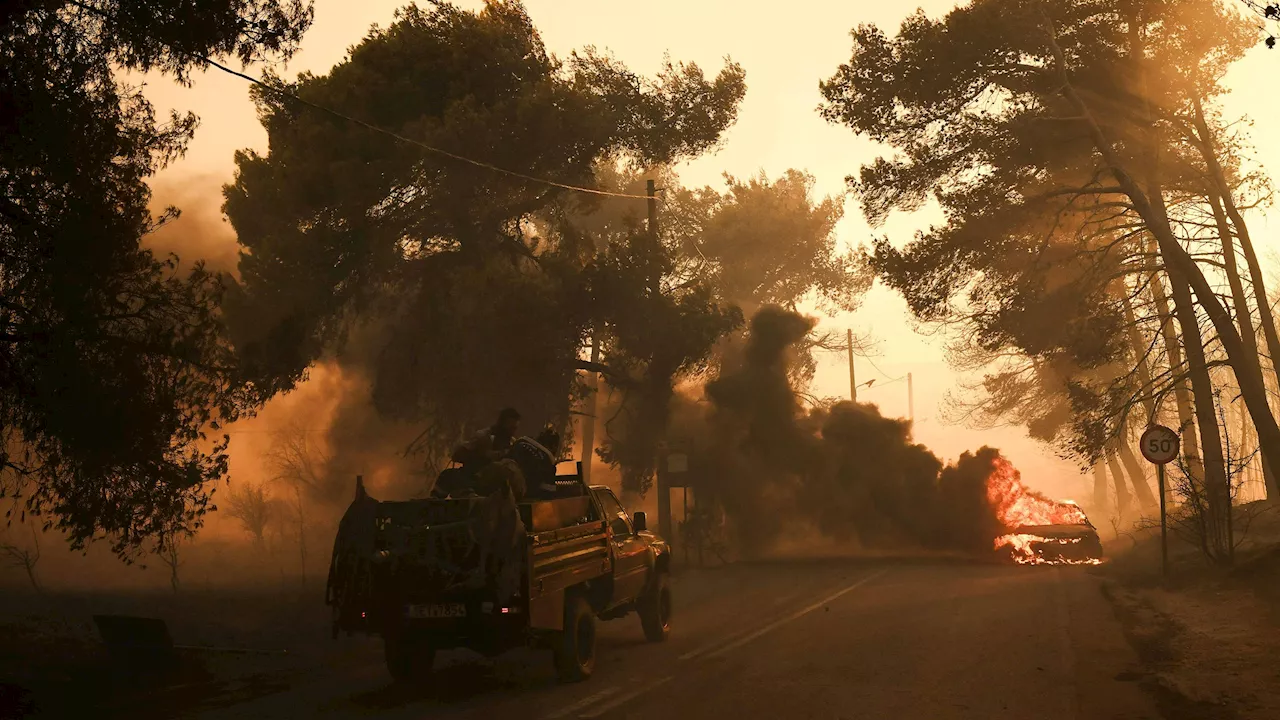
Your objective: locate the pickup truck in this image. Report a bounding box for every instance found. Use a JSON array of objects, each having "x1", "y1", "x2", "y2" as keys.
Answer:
[{"x1": 325, "y1": 466, "x2": 672, "y2": 683}]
